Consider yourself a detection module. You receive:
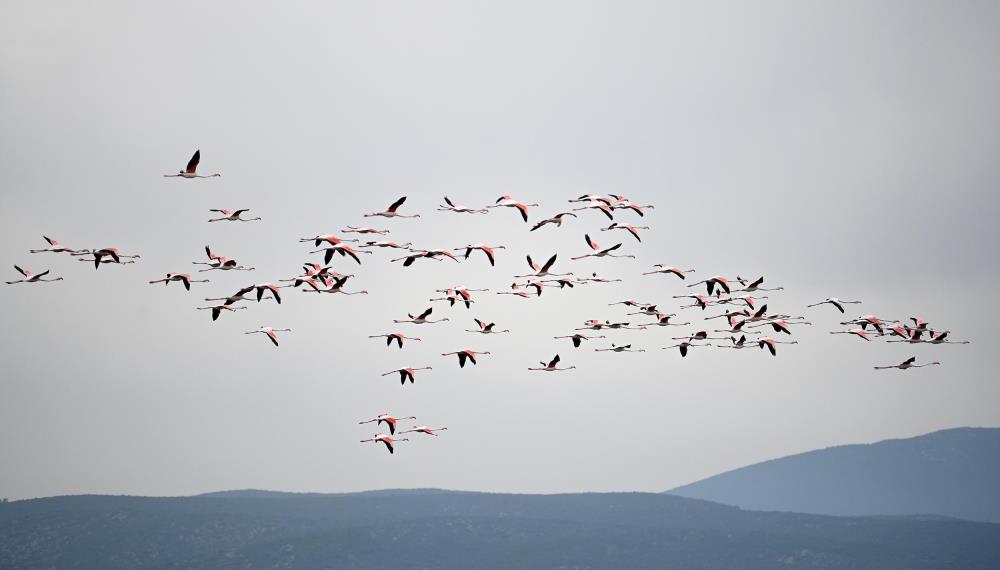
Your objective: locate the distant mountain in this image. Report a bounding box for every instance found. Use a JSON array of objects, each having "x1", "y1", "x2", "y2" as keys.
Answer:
[
  {"x1": 1, "y1": 491, "x2": 998, "y2": 569},
  {"x1": 669, "y1": 427, "x2": 1000, "y2": 523}
]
